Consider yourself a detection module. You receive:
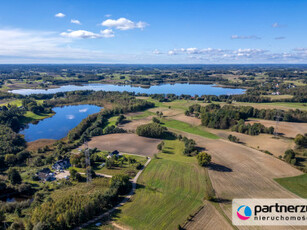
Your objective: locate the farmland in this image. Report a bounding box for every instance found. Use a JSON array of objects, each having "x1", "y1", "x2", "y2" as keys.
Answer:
[
  {"x1": 275, "y1": 174, "x2": 307, "y2": 198},
  {"x1": 113, "y1": 139, "x2": 214, "y2": 229}
]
